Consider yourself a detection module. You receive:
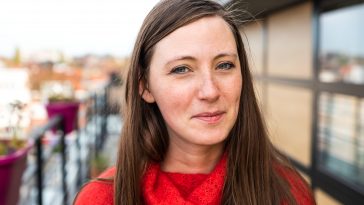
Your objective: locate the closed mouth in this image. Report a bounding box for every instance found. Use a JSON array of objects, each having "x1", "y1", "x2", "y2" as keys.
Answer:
[{"x1": 192, "y1": 111, "x2": 225, "y2": 124}]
